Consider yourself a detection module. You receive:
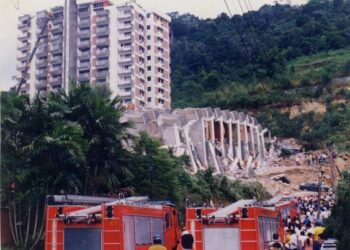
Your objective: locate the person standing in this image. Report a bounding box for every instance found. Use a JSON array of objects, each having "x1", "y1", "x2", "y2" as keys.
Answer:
[
  {"x1": 181, "y1": 230, "x2": 194, "y2": 250},
  {"x1": 304, "y1": 233, "x2": 313, "y2": 250},
  {"x1": 148, "y1": 236, "x2": 167, "y2": 250}
]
